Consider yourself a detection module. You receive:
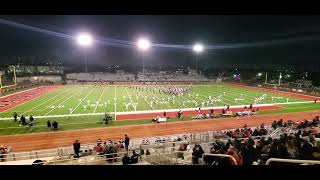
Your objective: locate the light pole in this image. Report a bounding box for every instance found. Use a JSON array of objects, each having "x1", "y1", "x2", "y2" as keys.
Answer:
[
  {"x1": 77, "y1": 33, "x2": 93, "y2": 73},
  {"x1": 137, "y1": 38, "x2": 151, "y2": 77},
  {"x1": 193, "y1": 43, "x2": 204, "y2": 74}
]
